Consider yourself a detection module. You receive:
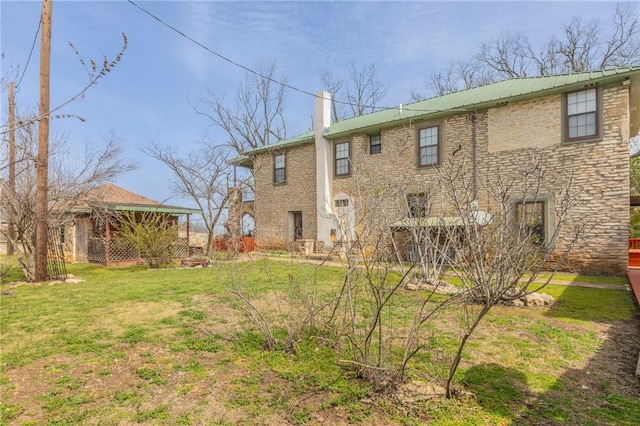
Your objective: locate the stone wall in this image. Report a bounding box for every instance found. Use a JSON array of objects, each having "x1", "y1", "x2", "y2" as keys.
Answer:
[
  {"x1": 254, "y1": 83, "x2": 631, "y2": 274},
  {"x1": 329, "y1": 84, "x2": 630, "y2": 275},
  {"x1": 226, "y1": 186, "x2": 255, "y2": 239},
  {"x1": 252, "y1": 143, "x2": 318, "y2": 250}
]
